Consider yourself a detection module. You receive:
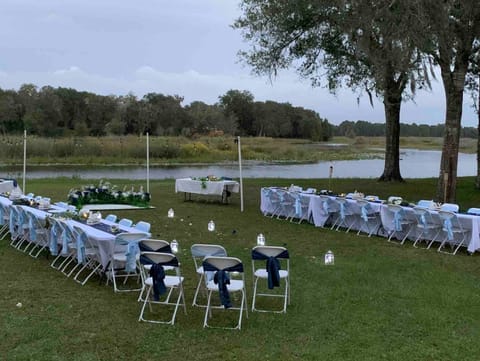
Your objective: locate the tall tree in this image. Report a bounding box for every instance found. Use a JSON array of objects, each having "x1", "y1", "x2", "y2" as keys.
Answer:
[
  {"x1": 234, "y1": 0, "x2": 430, "y2": 181},
  {"x1": 218, "y1": 89, "x2": 256, "y2": 135},
  {"x1": 419, "y1": 1, "x2": 480, "y2": 202}
]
